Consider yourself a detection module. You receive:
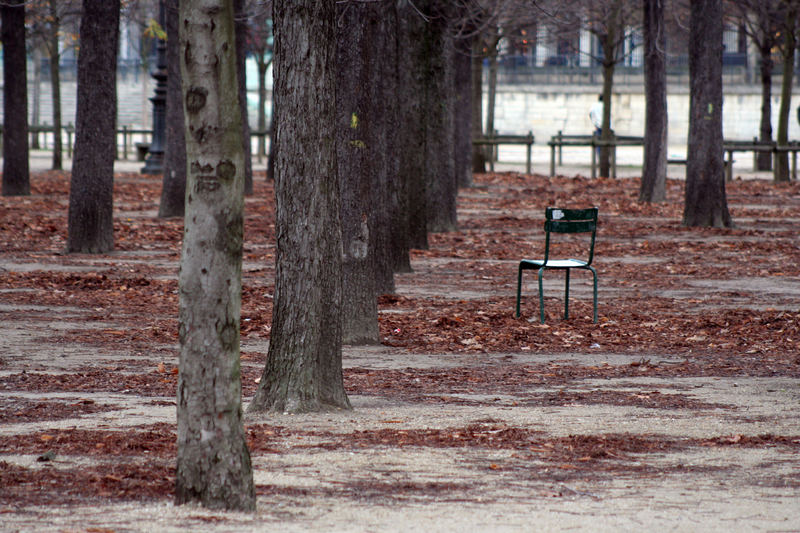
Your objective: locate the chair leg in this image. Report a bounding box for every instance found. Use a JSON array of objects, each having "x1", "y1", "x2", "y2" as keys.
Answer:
[
  {"x1": 591, "y1": 266, "x2": 598, "y2": 323},
  {"x1": 515, "y1": 265, "x2": 523, "y2": 318},
  {"x1": 538, "y1": 267, "x2": 546, "y2": 324},
  {"x1": 564, "y1": 268, "x2": 571, "y2": 319}
]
